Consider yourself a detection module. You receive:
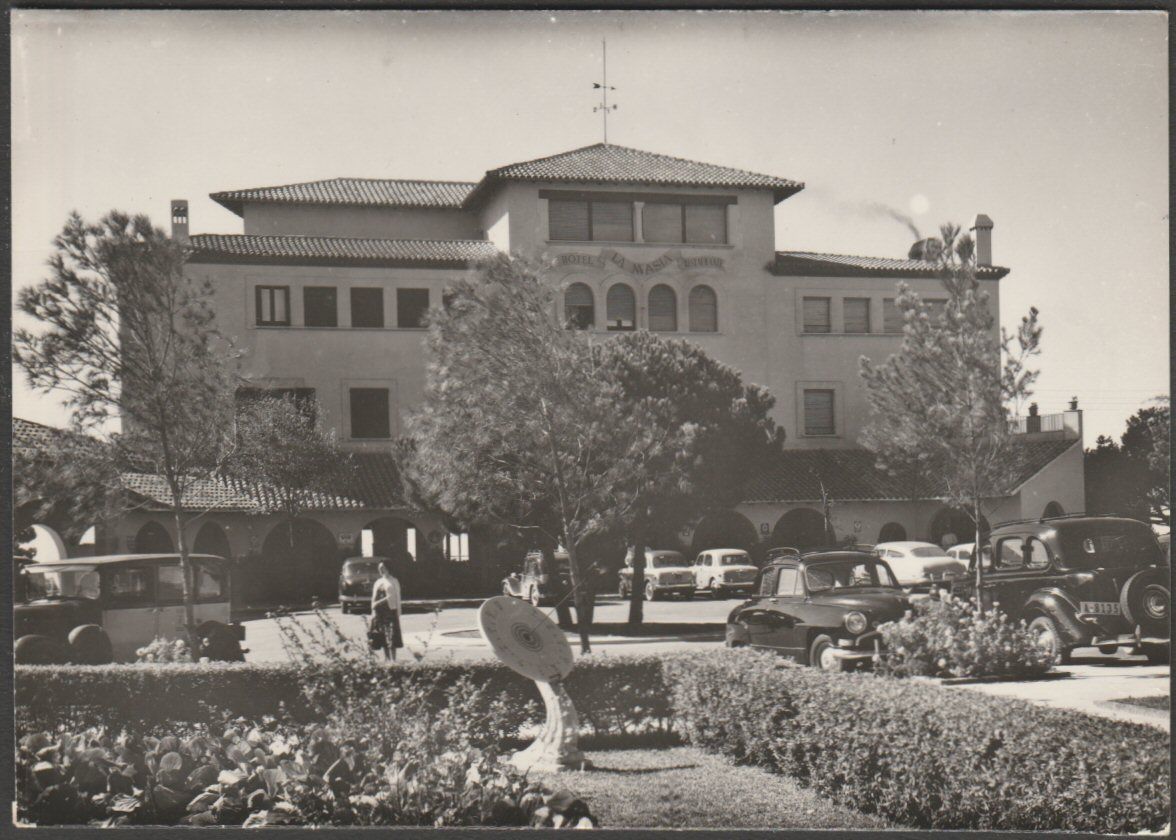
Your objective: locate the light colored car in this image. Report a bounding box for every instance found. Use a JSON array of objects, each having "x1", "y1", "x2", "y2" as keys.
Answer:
[
  {"x1": 618, "y1": 549, "x2": 695, "y2": 601},
  {"x1": 874, "y1": 541, "x2": 968, "y2": 589},
  {"x1": 693, "y1": 548, "x2": 758, "y2": 598},
  {"x1": 946, "y1": 543, "x2": 974, "y2": 564}
]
